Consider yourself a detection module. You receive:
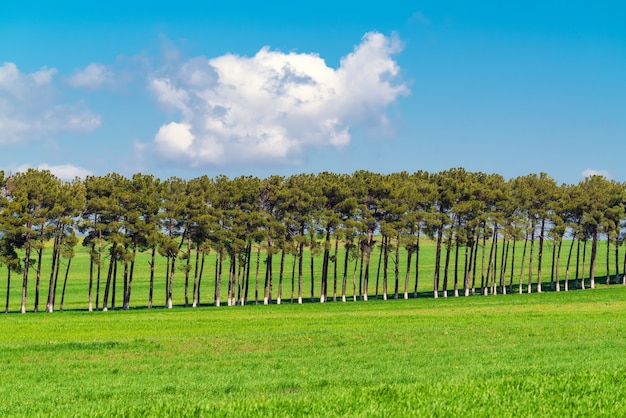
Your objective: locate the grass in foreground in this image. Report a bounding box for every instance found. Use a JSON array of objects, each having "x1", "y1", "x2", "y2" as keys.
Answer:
[{"x1": 0, "y1": 286, "x2": 625, "y2": 416}]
